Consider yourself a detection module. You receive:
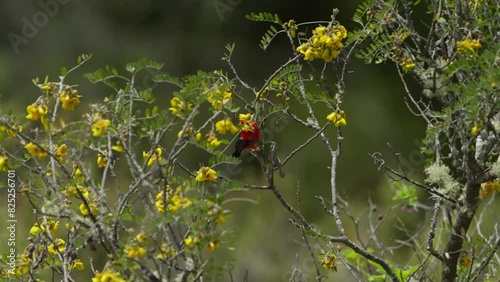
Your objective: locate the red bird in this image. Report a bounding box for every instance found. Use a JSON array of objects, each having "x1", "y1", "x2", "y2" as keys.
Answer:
[{"x1": 232, "y1": 115, "x2": 261, "y2": 158}]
